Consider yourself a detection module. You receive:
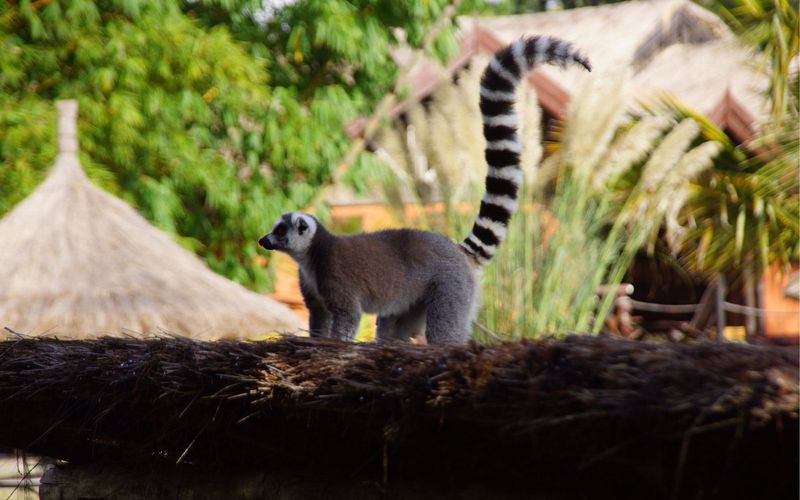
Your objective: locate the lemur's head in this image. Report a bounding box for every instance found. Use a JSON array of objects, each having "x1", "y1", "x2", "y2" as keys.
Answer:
[{"x1": 259, "y1": 212, "x2": 318, "y2": 256}]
